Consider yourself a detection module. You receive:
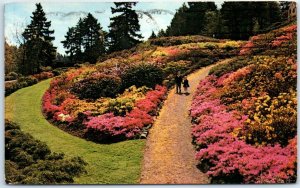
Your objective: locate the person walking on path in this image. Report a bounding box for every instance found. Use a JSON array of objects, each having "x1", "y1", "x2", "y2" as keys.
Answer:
[
  {"x1": 175, "y1": 72, "x2": 183, "y2": 94},
  {"x1": 183, "y1": 76, "x2": 190, "y2": 94}
]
